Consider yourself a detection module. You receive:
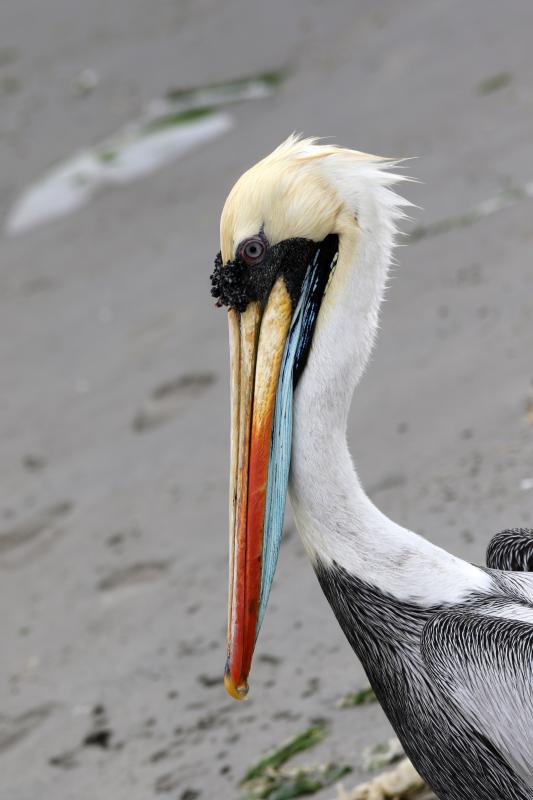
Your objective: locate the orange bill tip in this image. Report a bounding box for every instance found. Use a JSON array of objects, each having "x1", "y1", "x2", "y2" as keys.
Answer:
[{"x1": 224, "y1": 671, "x2": 249, "y2": 700}]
